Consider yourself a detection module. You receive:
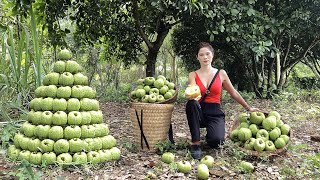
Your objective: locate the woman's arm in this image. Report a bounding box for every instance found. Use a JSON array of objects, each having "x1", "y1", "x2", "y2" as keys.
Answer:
[{"x1": 220, "y1": 70, "x2": 259, "y2": 112}]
